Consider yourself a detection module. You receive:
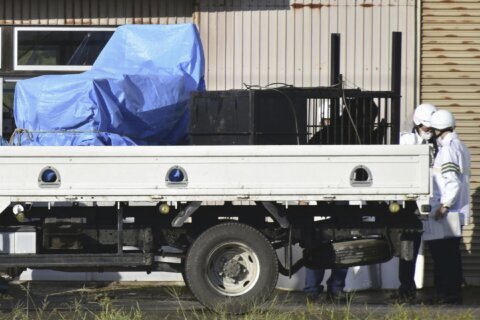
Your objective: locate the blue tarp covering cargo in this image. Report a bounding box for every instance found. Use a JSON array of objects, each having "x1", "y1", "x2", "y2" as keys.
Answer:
[{"x1": 13, "y1": 23, "x2": 205, "y2": 146}]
